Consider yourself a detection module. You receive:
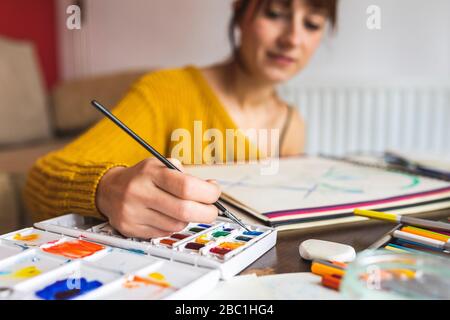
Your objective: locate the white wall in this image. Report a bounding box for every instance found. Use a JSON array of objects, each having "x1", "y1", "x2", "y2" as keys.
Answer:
[
  {"x1": 296, "y1": 0, "x2": 450, "y2": 83},
  {"x1": 56, "y1": 0, "x2": 450, "y2": 81}
]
